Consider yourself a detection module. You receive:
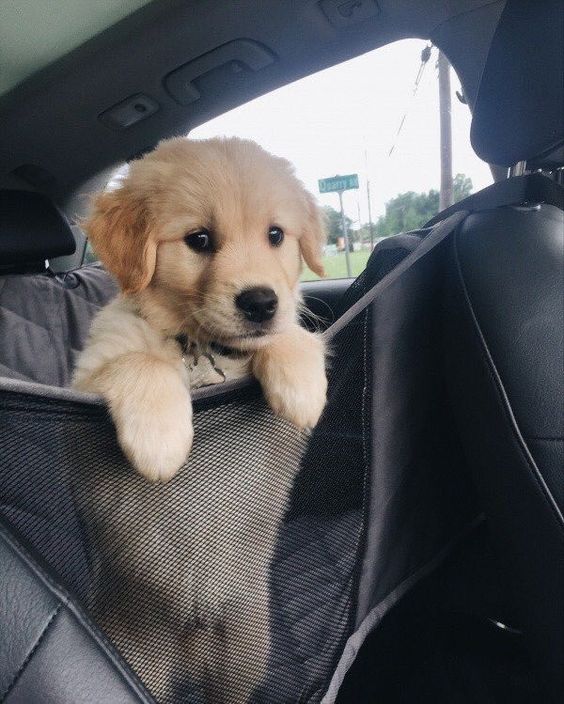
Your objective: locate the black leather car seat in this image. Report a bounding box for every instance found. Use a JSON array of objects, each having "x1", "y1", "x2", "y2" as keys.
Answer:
[
  {"x1": 442, "y1": 0, "x2": 564, "y2": 699},
  {"x1": 444, "y1": 196, "x2": 563, "y2": 700},
  {"x1": 0, "y1": 524, "x2": 155, "y2": 704}
]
